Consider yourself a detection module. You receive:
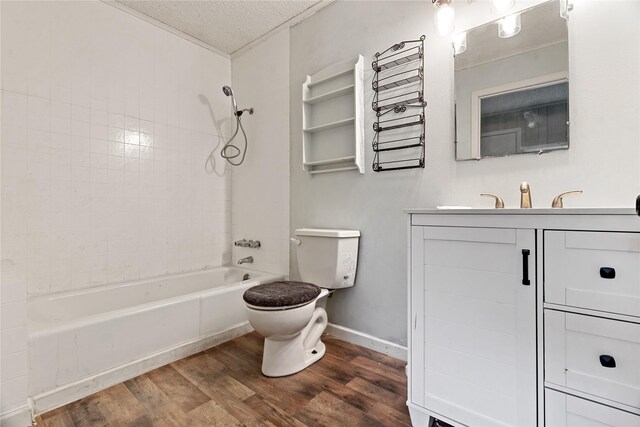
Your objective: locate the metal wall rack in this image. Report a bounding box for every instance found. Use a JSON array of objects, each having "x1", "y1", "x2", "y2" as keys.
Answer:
[{"x1": 371, "y1": 36, "x2": 426, "y2": 172}]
